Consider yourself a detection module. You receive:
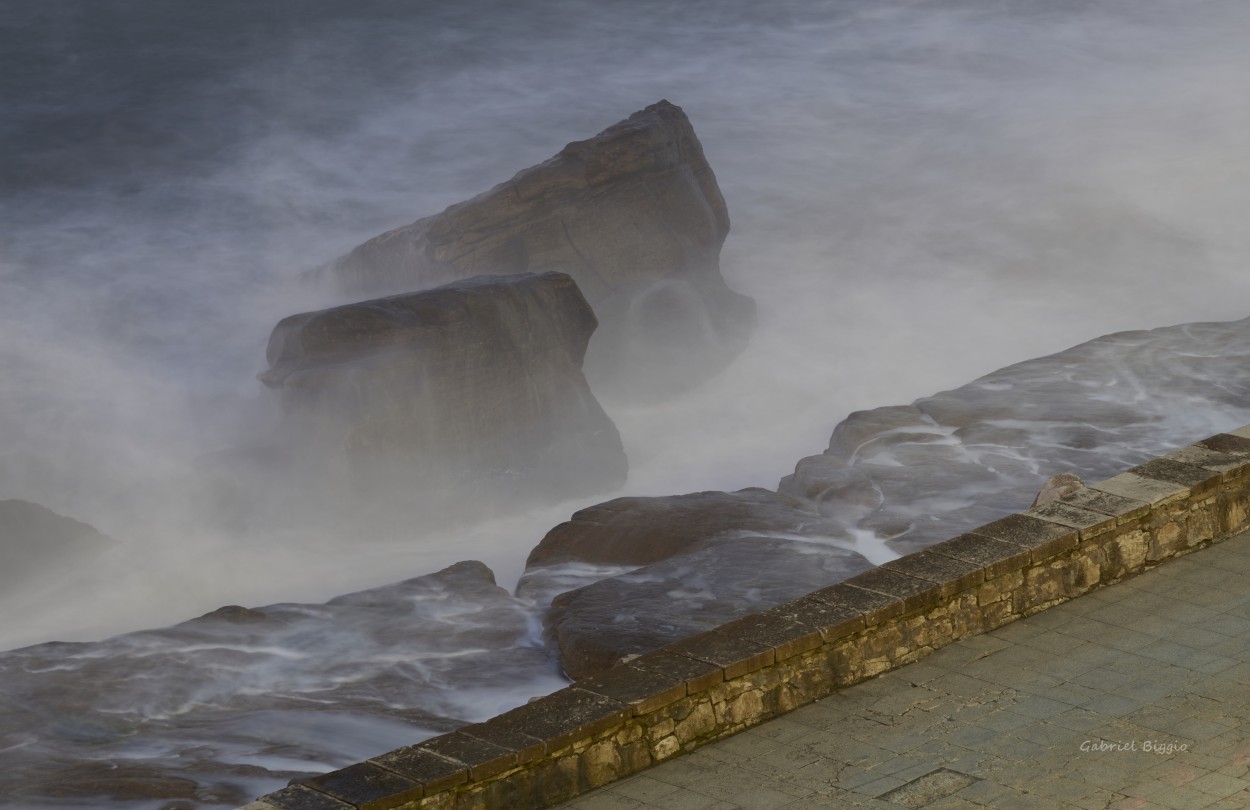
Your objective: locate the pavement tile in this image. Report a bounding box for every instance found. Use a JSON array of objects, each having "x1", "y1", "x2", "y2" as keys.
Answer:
[
  {"x1": 974, "y1": 708, "x2": 1034, "y2": 732},
  {"x1": 570, "y1": 793, "x2": 647, "y2": 809},
  {"x1": 848, "y1": 773, "x2": 910, "y2": 797},
  {"x1": 1187, "y1": 772, "x2": 1250, "y2": 798},
  {"x1": 1049, "y1": 707, "x2": 1114, "y2": 733},
  {"x1": 1030, "y1": 774, "x2": 1099, "y2": 801},
  {"x1": 737, "y1": 744, "x2": 825, "y2": 776},
  {"x1": 607, "y1": 776, "x2": 682, "y2": 803},
  {"x1": 1205, "y1": 795, "x2": 1250, "y2": 810},
  {"x1": 1008, "y1": 694, "x2": 1074, "y2": 720},
  {"x1": 1038, "y1": 680, "x2": 1106, "y2": 707},
  {"x1": 1011, "y1": 721, "x2": 1082, "y2": 747},
  {"x1": 681, "y1": 770, "x2": 811, "y2": 806},
  {"x1": 1150, "y1": 784, "x2": 1222, "y2": 809}
]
